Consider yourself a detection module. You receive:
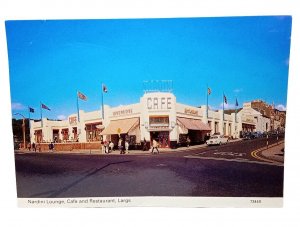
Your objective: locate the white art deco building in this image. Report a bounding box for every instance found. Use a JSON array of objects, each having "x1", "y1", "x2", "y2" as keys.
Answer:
[{"x1": 30, "y1": 91, "x2": 272, "y2": 149}]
